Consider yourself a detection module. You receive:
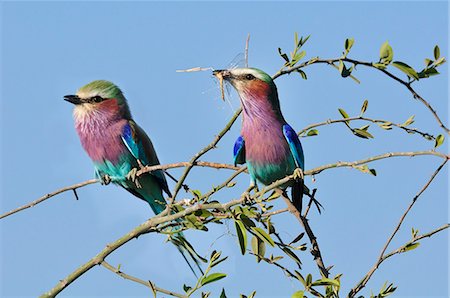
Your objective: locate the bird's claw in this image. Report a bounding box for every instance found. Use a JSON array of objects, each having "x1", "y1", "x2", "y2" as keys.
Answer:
[
  {"x1": 293, "y1": 168, "x2": 304, "y2": 180},
  {"x1": 242, "y1": 184, "x2": 258, "y2": 205},
  {"x1": 126, "y1": 168, "x2": 142, "y2": 188},
  {"x1": 100, "y1": 175, "x2": 111, "y2": 185},
  {"x1": 243, "y1": 191, "x2": 253, "y2": 205}
]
